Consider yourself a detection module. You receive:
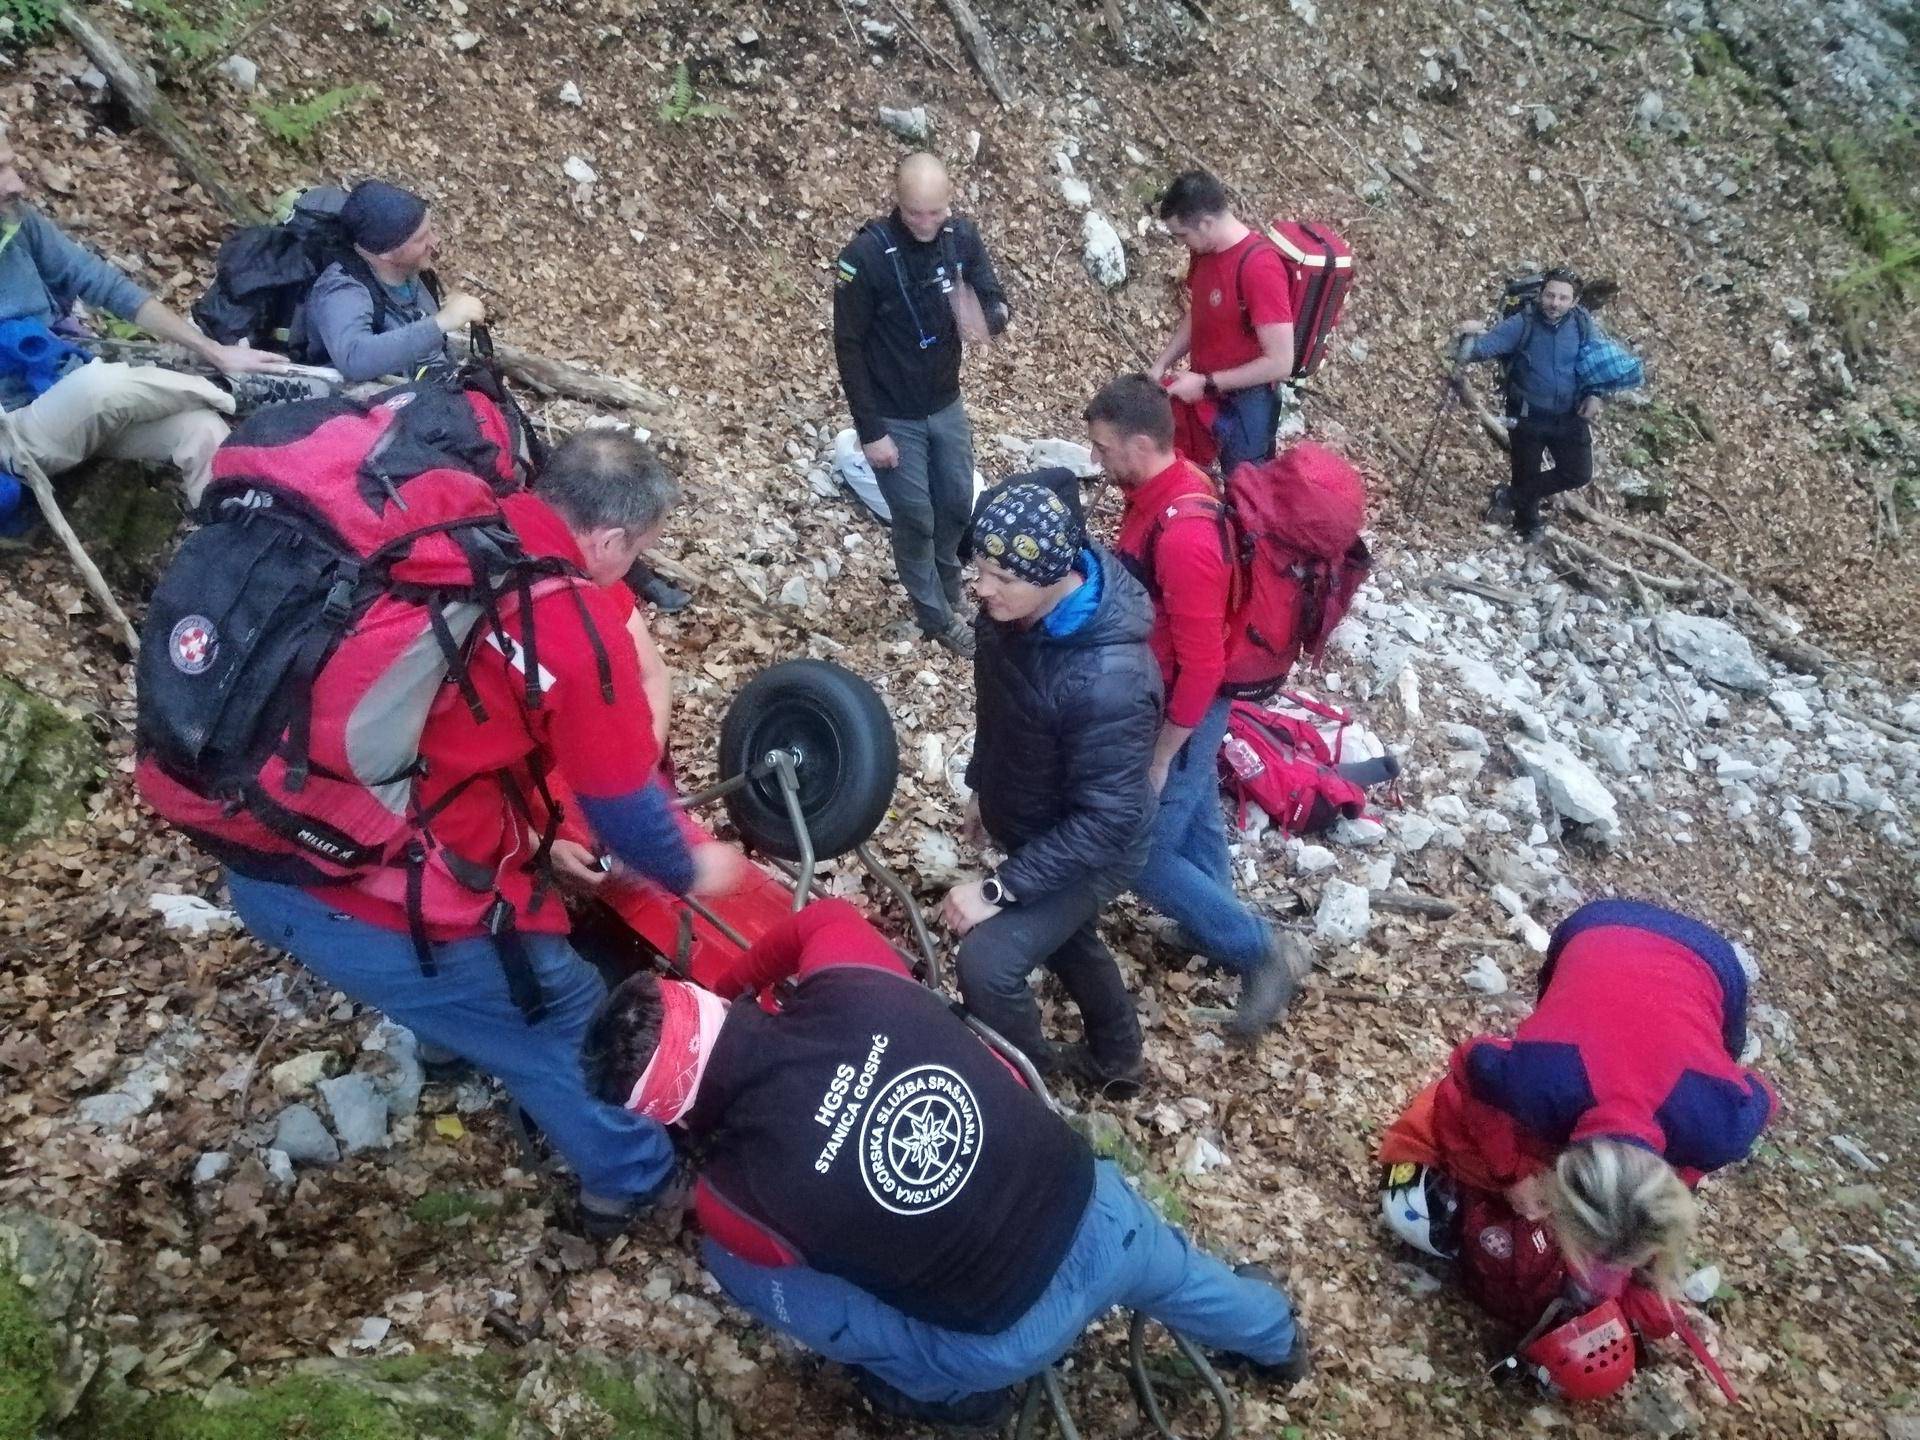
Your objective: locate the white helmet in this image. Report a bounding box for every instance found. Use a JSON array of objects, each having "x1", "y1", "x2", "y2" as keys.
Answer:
[{"x1": 1380, "y1": 1162, "x2": 1465, "y2": 1260}]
